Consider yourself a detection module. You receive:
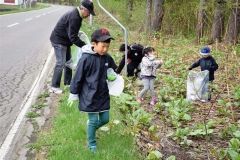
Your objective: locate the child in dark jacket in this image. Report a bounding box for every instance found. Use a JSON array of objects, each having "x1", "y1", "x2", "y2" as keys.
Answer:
[
  {"x1": 188, "y1": 46, "x2": 218, "y2": 82},
  {"x1": 189, "y1": 46, "x2": 218, "y2": 100},
  {"x1": 68, "y1": 28, "x2": 117, "y2": 153}
]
